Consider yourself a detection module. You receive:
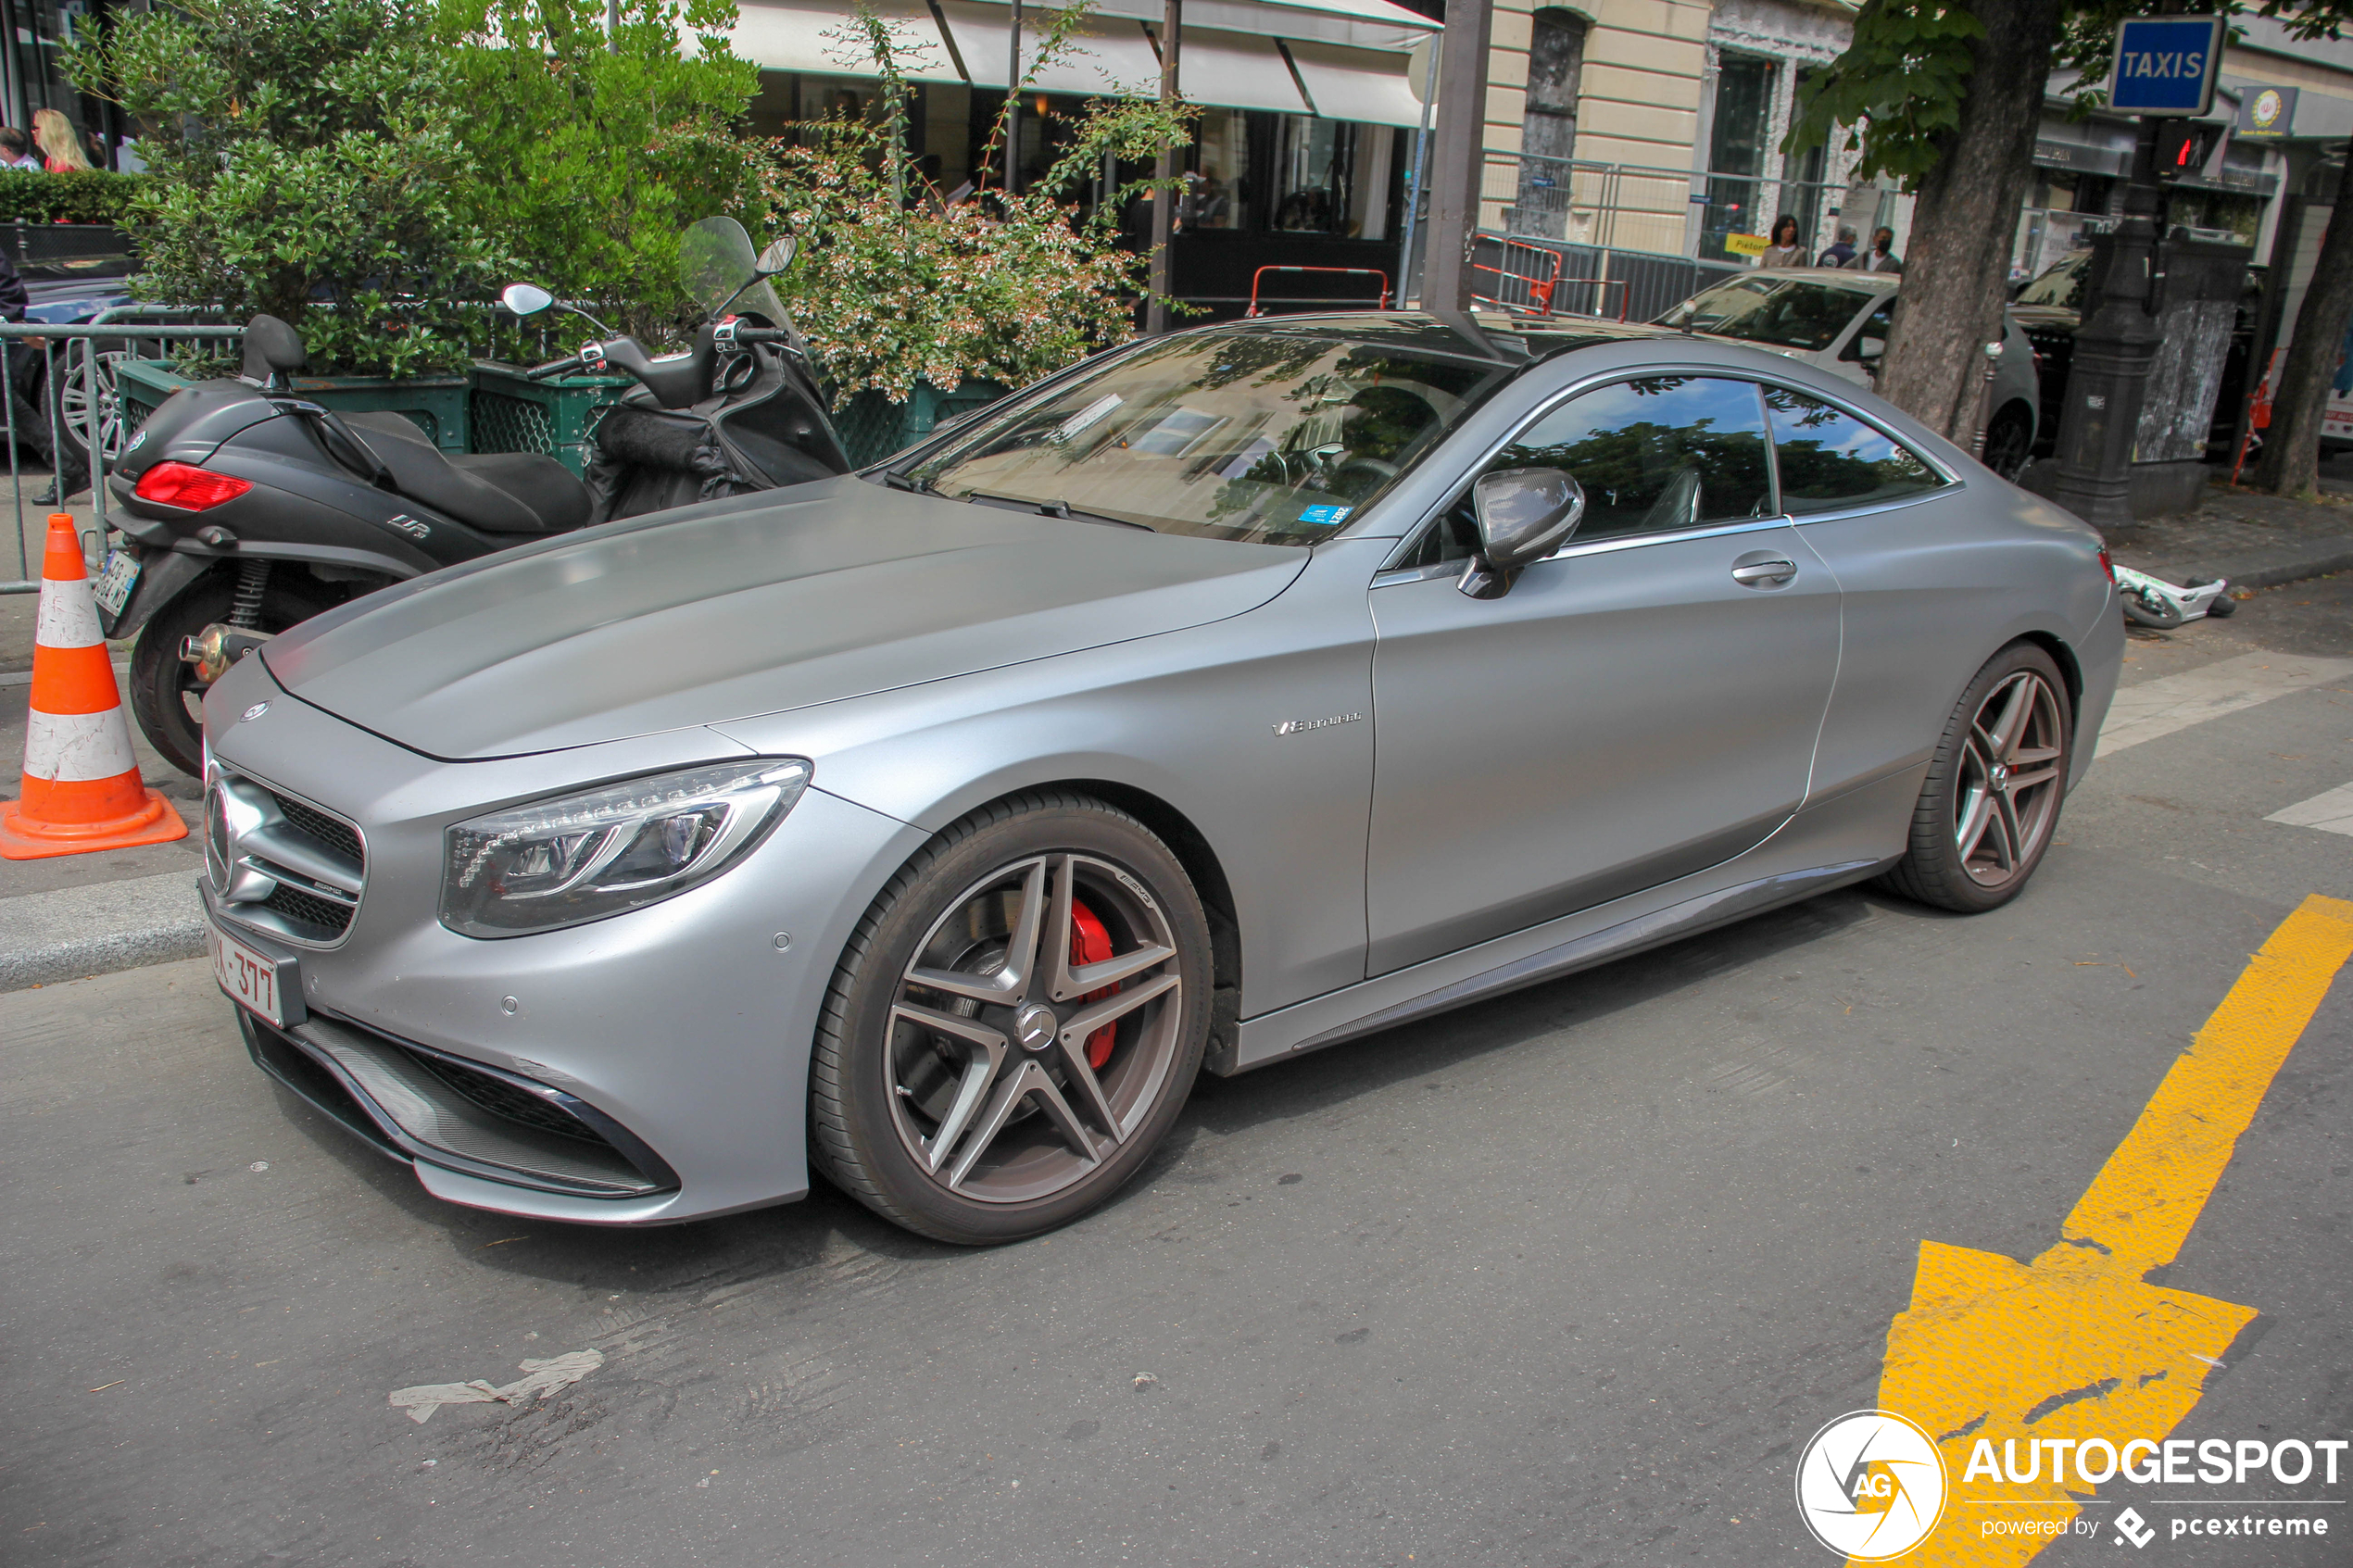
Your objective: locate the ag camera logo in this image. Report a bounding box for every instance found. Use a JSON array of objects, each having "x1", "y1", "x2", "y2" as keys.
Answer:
[{"x1": 1795, "y1": 1410, "x2": 1949, "y2": 1560}]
